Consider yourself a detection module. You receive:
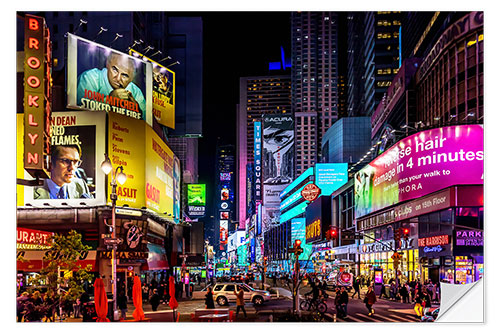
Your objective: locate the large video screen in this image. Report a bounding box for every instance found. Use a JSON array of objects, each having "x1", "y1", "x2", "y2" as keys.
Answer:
[
  {"x1": 355, "y1": 125, "x2": 483, "y2": 218},
  {"x1": 67, "y1": 34, "x2": 152, "y2": 125}
]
